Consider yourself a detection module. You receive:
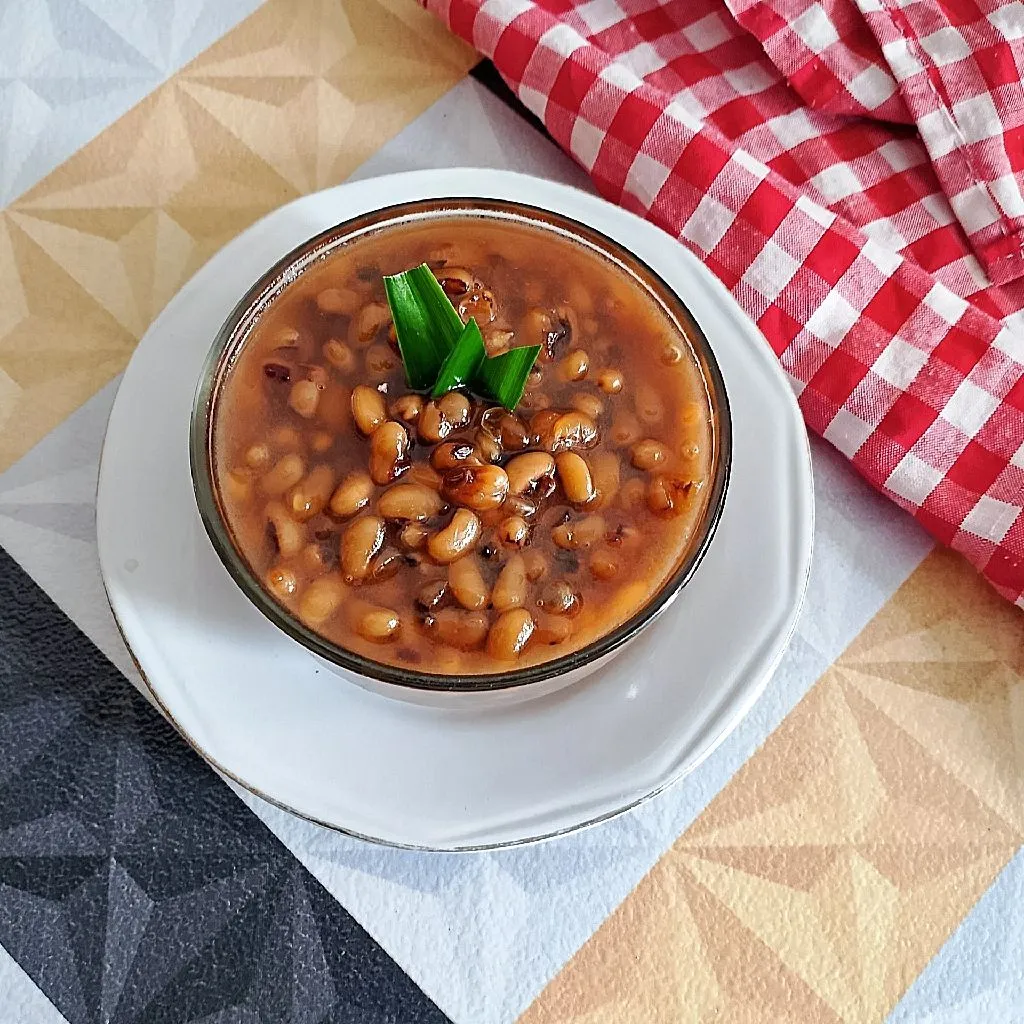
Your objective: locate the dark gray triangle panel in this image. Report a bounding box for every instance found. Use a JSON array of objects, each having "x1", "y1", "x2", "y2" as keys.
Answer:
[{"x1": 0, "y1": 547, "x2": 451, "y2": 1024}]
